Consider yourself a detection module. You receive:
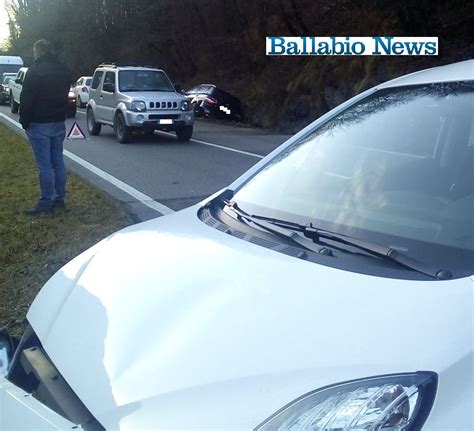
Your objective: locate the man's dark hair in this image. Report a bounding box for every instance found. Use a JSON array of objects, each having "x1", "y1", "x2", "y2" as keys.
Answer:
[{"x1": 33, "y1": 39, "x2": 54, "y2": 57}]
